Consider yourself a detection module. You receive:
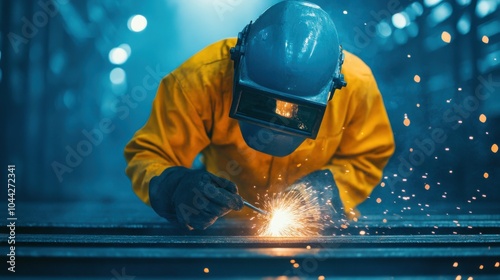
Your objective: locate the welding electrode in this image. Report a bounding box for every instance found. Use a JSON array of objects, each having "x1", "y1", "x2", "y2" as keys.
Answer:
[{"x1": 242, "y1": 199, "x2": 269, "y2": 215}]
